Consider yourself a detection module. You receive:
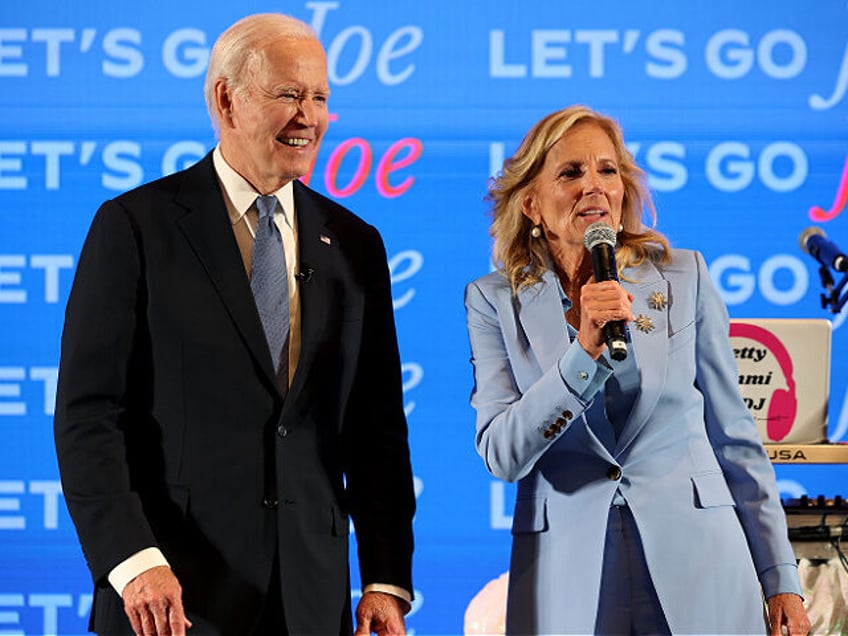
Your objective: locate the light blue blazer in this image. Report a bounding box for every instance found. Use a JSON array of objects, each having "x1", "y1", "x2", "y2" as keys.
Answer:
[{"x1": 464, "y1": 249, "x2": 799, "y2": 635}]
